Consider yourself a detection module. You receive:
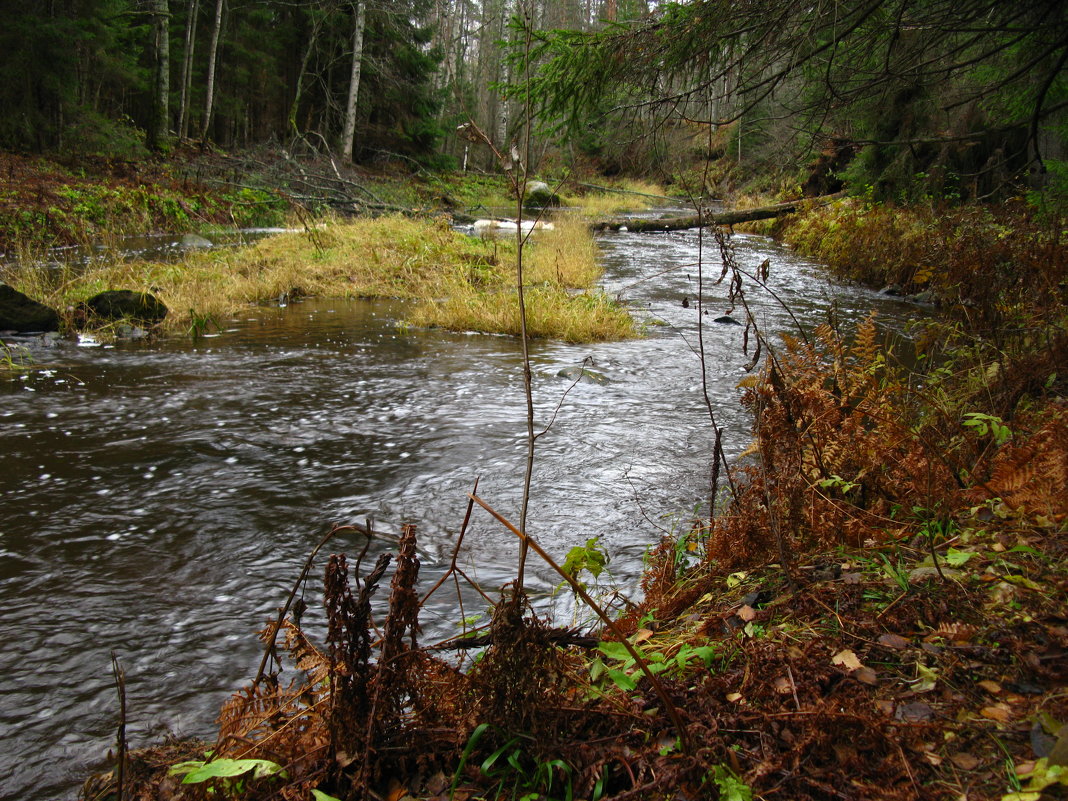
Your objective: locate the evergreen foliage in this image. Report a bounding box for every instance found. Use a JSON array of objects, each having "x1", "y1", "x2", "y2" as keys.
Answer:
[
  {"x1": 1, "y1": 0, "x2": 445, "y2": 163},
  {"x1": 510, "y1": 0, "x2": 1068, "y2": 200}
]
